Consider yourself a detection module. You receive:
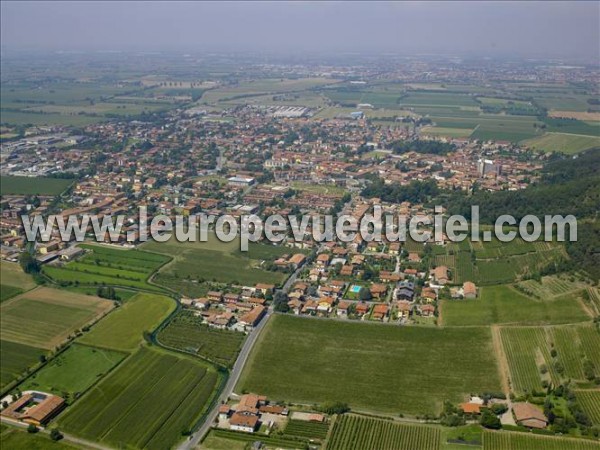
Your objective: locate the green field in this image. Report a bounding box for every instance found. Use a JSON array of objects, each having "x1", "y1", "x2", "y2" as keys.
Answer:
[
  {"x1": 326, "y1": 414, "x2": 441, "y2": 450},
  {"x1": 201, "y1": 429, "x2": 305, "y2": 449},
  {"x1": 44, "y1": 244, "x2": 170, "y2": 293},
  {"x1": 0, "y1": 424, "x2": 80, "y2": 450},
  {"x1": 0, "y1": 340, "x2": 46, "y2": 390},
  {"x1": 238, "y1": 314, "x2": 501, "y2": 415},
  {"x1": 0, "y1": 284, "x2": 23, "y2": 303},
  {"x1": 1, "y1": 287, "x2": 114, "y2": 349},
  {"x1": 43, "y1": 244, "x2": 170, "y2": 292},
  {"x1": 20, "y1": 344, "x2": 125, "y2": 399},
  {"x1": 500, "y1": 324, "x2": 600, "y2": 394},
  {"x1": 157, "y1": 310, "x2": 245, "y2": 367},
  {"x1": 521, "y1": 133, "x2": 600, "y2": 154},
  {"x1": 59, "y1": 346, "x2": 219, "y2": 450},
  {"x1": 440, "y1": 285, "x2": 589, "y2": 327},
  {"x1": 78, "y1": 292, "x2": 175, "y2": 352},
  {"x1": 575, "y1": 390, "x2": 600, "y2": 425},
  {"x1": 0, "y1": 176, "x2": 73, "y2": 195},
  {"x1": 143, "y1": 235, "x2": 291, "y2": 296},
  {"x1": 482, "y1": 430, "x2": 600, "y2": 450},
  {"x1": 284, "y1": 419, "x2": 330, "y2": 440}
]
